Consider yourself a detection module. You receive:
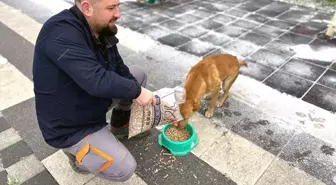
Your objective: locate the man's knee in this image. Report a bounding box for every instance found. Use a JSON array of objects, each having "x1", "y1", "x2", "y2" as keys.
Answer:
[
  {"x1": 102, "y1": 152, "x2": 137, "y2": 182},
  {"x1": 128, "y1": 65, "x2": 147, "y2": 86}
]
